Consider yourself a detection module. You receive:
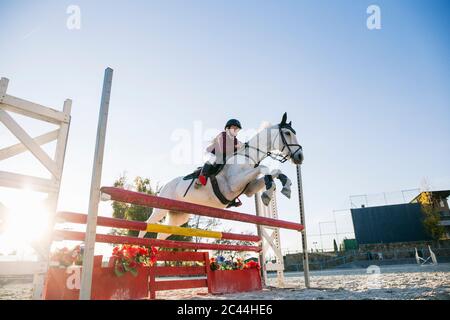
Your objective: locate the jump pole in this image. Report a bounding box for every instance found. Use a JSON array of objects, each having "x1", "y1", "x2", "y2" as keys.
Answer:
[
  {"x1": 54, "y1": 230, "x2": 262, "y2": 252},
  {"x1": 296, "y1": 164, "x2": 310, "y2": 288},
  {"x1": 57, "y1": 211, "x2": 262, "y2": 242},
  {"x1": 79, "y1": 68, "x2": 113, "y2": 300},
  {"x1": 100, "y1": 187, "x2": 304, "y2": 231}
]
